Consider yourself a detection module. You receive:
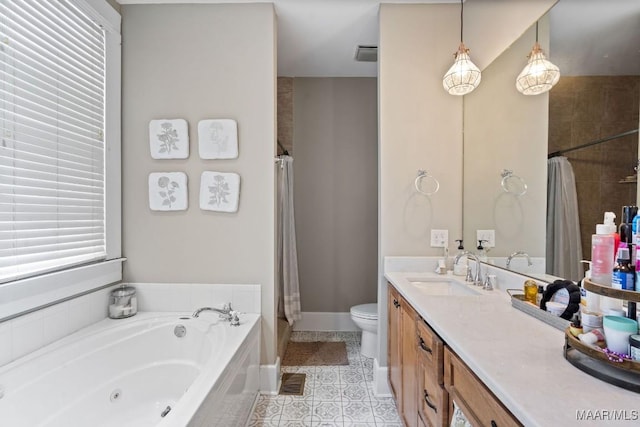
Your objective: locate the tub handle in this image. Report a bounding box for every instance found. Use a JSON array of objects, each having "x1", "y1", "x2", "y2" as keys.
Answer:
[{"x1": 161, "y1": 405, "x2": 172, "y2": 418}]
